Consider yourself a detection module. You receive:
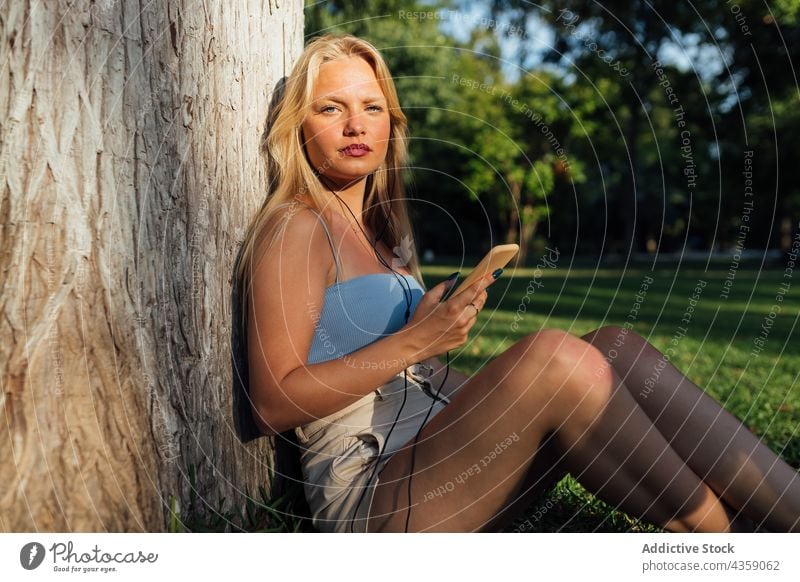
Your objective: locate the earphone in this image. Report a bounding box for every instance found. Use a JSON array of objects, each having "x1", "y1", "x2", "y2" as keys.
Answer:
[{"x1": 318, "y1": 181, "x2": 450, "y2": 533}]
